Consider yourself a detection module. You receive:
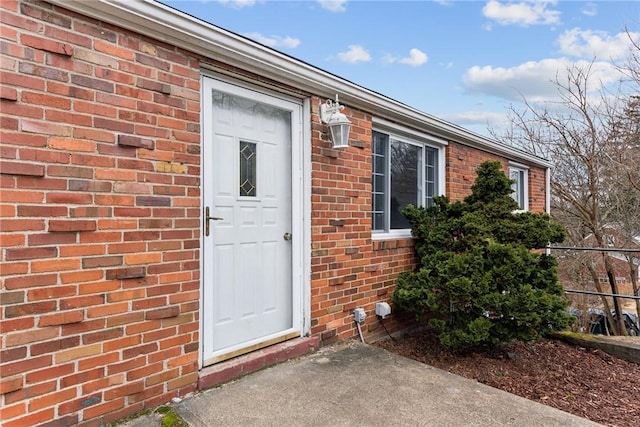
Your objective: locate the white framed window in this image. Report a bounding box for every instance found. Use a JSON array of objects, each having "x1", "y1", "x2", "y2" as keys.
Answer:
[
  {"x1": 509, "y1": 165, "x2": 528, "y2": 211},
  {"x1": 372, "y1": 125, "x2": 445, "y2": 237}
]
